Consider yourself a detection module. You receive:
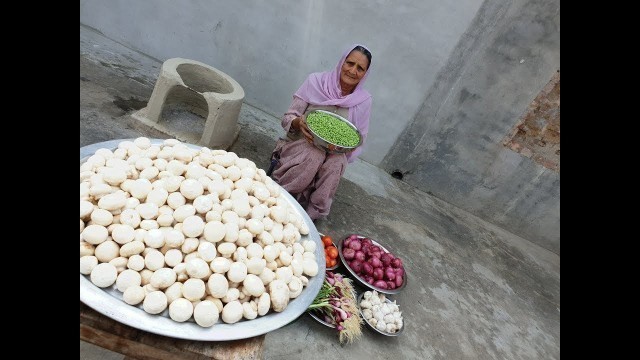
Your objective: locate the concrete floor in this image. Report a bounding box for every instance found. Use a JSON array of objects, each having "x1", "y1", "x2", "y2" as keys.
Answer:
[{"x1": 80, "y1": 25, "x2": 559, "y2": 360}]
